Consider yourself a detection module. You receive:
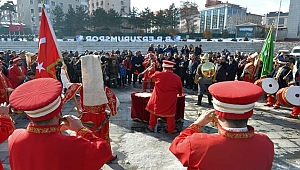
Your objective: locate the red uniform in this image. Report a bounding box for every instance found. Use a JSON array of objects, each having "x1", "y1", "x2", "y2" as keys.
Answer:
[
  {"x1": 8, "y1": 65, "x2": 27, "y2": 88},
  {"x1": 0, "y1": 113, "x2": 15, "y2": 170},
  {"x1": 169, "y1": 124, "x2": 274, "y2": 170},
  {"x1": 242, "y1": 62, "x2": 255, "y2": 83},
  {"x1": 79, "y1": 86, "x2": 118, "y2": 158},
  {"x1": 146, "y1": 69, "x2": 182, "y2": 132},
  {"x1": 0, "y1": 72, "x2": 12, "y2": 104},
  {"x1": 8, "y1": 124, "x2": 111, "y2": 170},
  {"x1": 142, "y1": 57, "x2": 158, "y2": 91}
]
